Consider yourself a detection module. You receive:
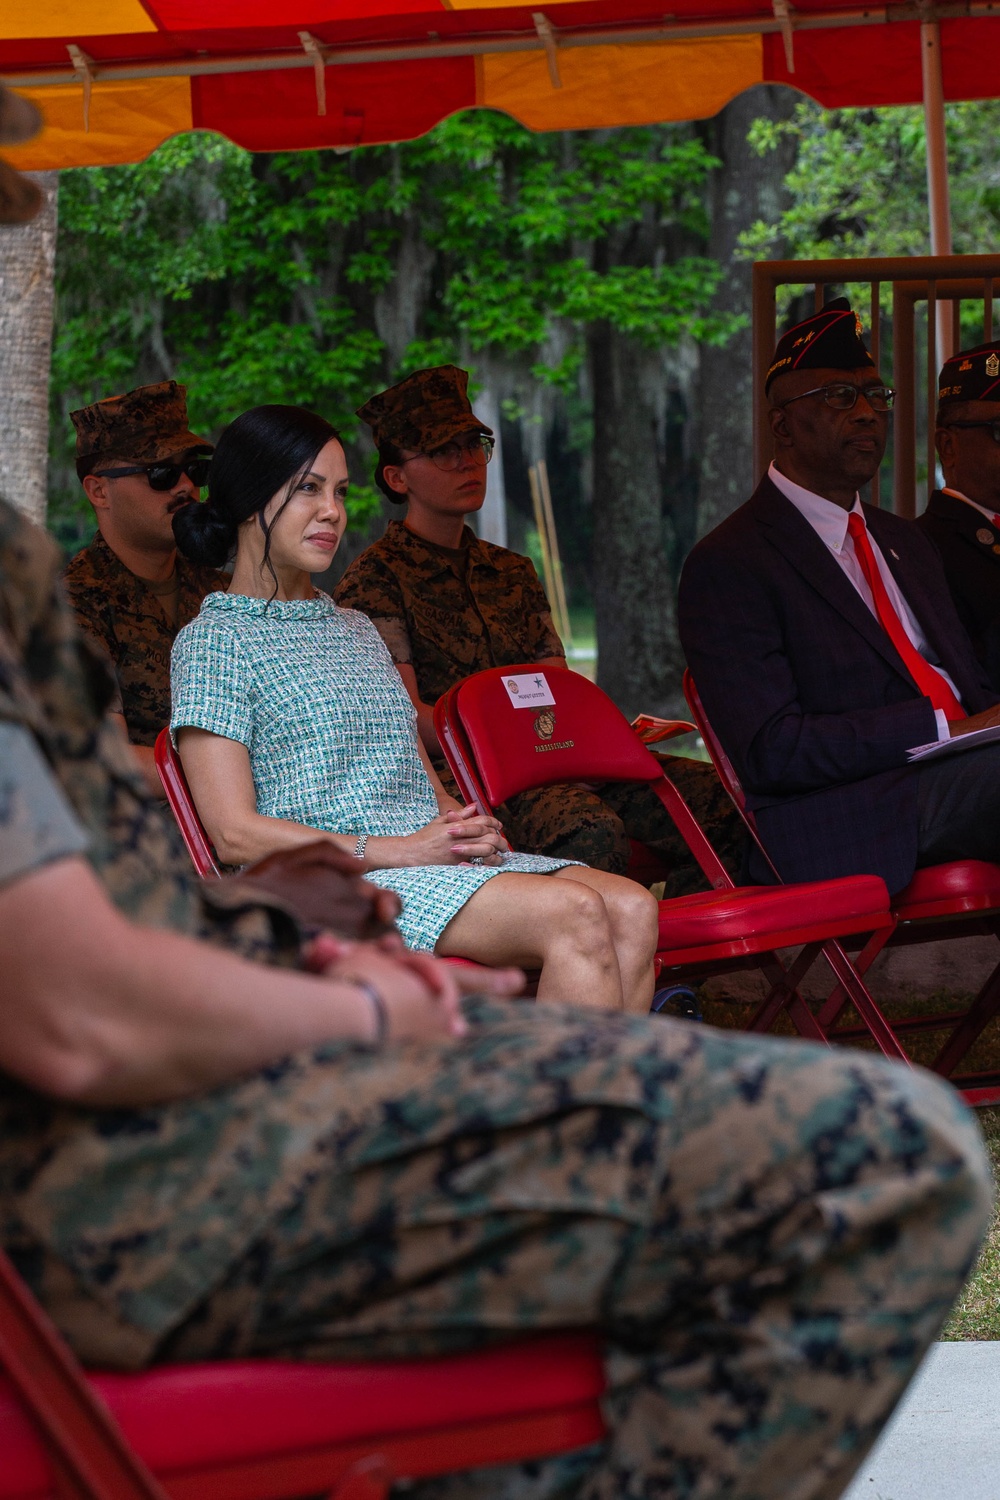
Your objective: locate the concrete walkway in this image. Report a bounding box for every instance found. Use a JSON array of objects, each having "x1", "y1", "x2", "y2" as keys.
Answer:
[{"x1": 842, "y1": 1341, "x2": 1000, "y2": 1499}]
